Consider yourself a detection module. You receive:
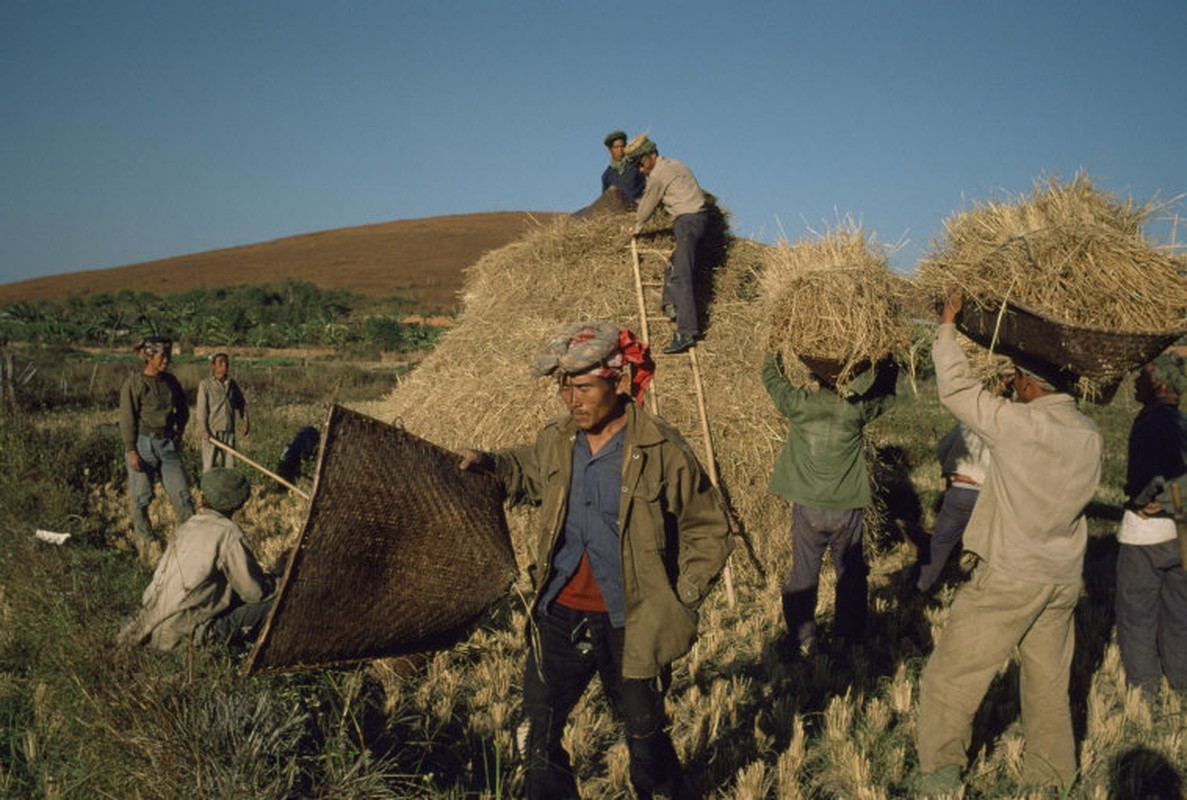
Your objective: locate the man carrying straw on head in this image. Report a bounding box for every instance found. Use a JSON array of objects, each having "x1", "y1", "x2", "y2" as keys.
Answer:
[
  {"x1": 913, "y1": 289, "x2": 1103, "y2": 796},
  {"x1": 459, "y1": 320, "x2": 731, "y2": 800}
]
